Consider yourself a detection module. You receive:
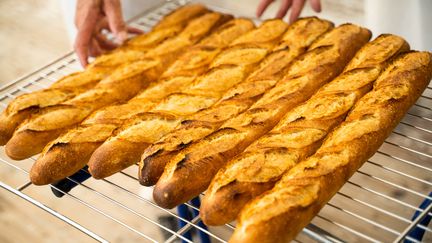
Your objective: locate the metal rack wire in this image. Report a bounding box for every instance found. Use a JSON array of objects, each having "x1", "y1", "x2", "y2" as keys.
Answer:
[{"x1": 0, "y1": 0, "x2": 431, "y2": 242}]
